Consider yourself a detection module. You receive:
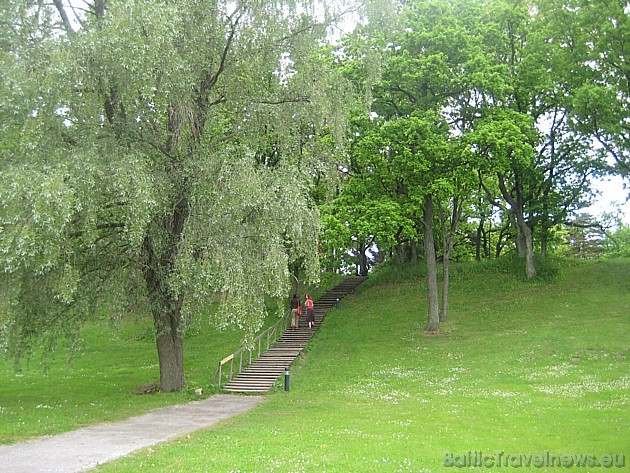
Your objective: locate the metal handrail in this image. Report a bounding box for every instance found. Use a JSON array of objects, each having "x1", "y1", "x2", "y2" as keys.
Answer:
[{"x1": 212, "y1": 308, "x2": 292, "y2": 389}]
